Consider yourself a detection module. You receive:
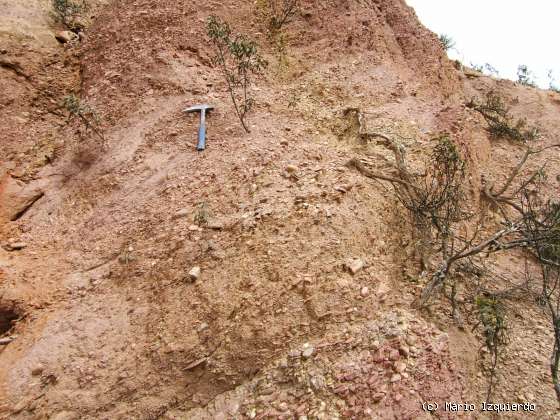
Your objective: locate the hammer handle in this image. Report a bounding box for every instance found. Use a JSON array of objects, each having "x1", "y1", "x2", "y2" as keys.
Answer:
[
  {"x1": 196, "y1": 110, "x2": 207, "y2": 151},
  {"x1": 197, "y1": 121, "x2": 206, "y2": 151}
]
